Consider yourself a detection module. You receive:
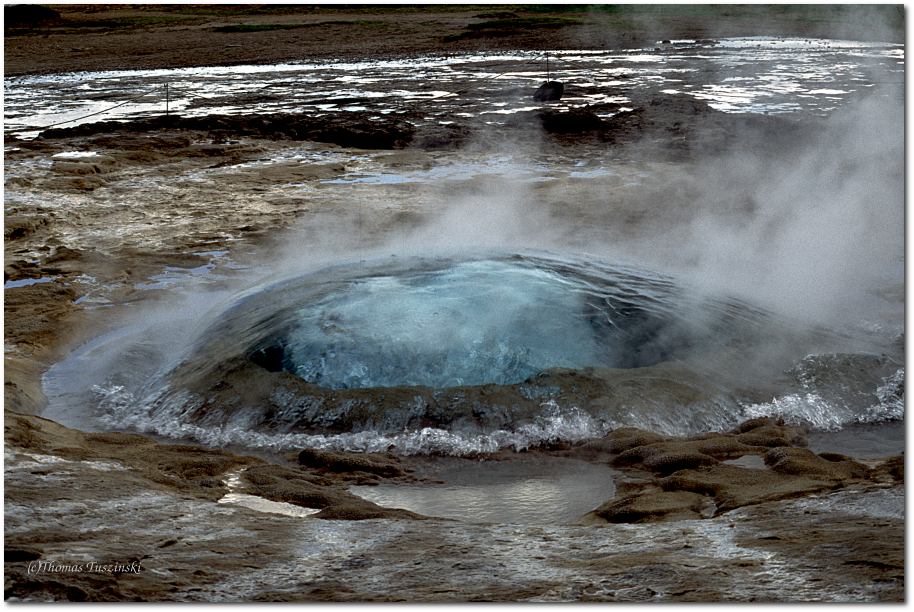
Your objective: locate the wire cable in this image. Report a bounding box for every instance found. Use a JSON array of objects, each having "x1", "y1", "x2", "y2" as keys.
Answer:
[{"x1": 35, "y1": 86, "x2": 159, "y2": 130}]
